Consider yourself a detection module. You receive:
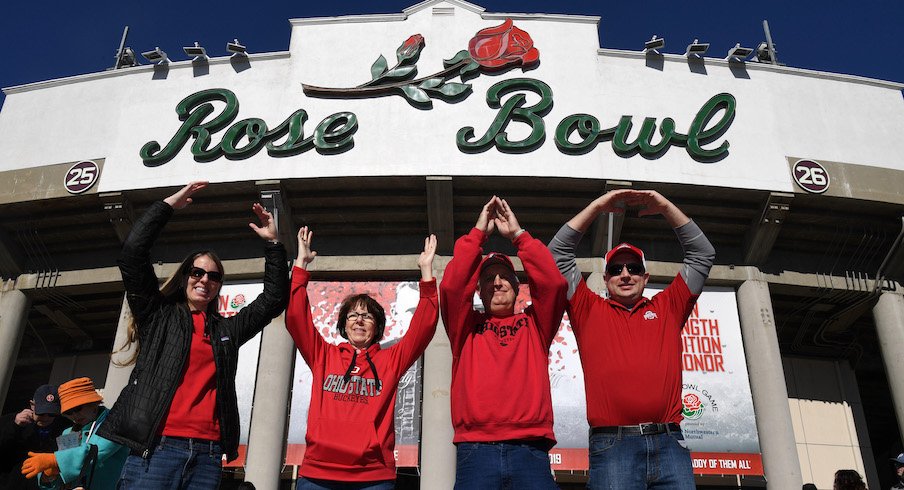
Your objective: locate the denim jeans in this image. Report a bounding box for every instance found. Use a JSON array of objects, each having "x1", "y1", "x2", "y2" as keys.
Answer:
[
  {"x1": 454, "y1": 441, "x2": 558, "y2": 490},
  {"x1": 587, "y1": 429, "x2": 694, "y2": 489},
  {"x1": 117, "y1": 436, "x2": 222, "y2": 490},
  {"x1": 296, "y1": 477, "x2": 395, "y2": 489}
]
